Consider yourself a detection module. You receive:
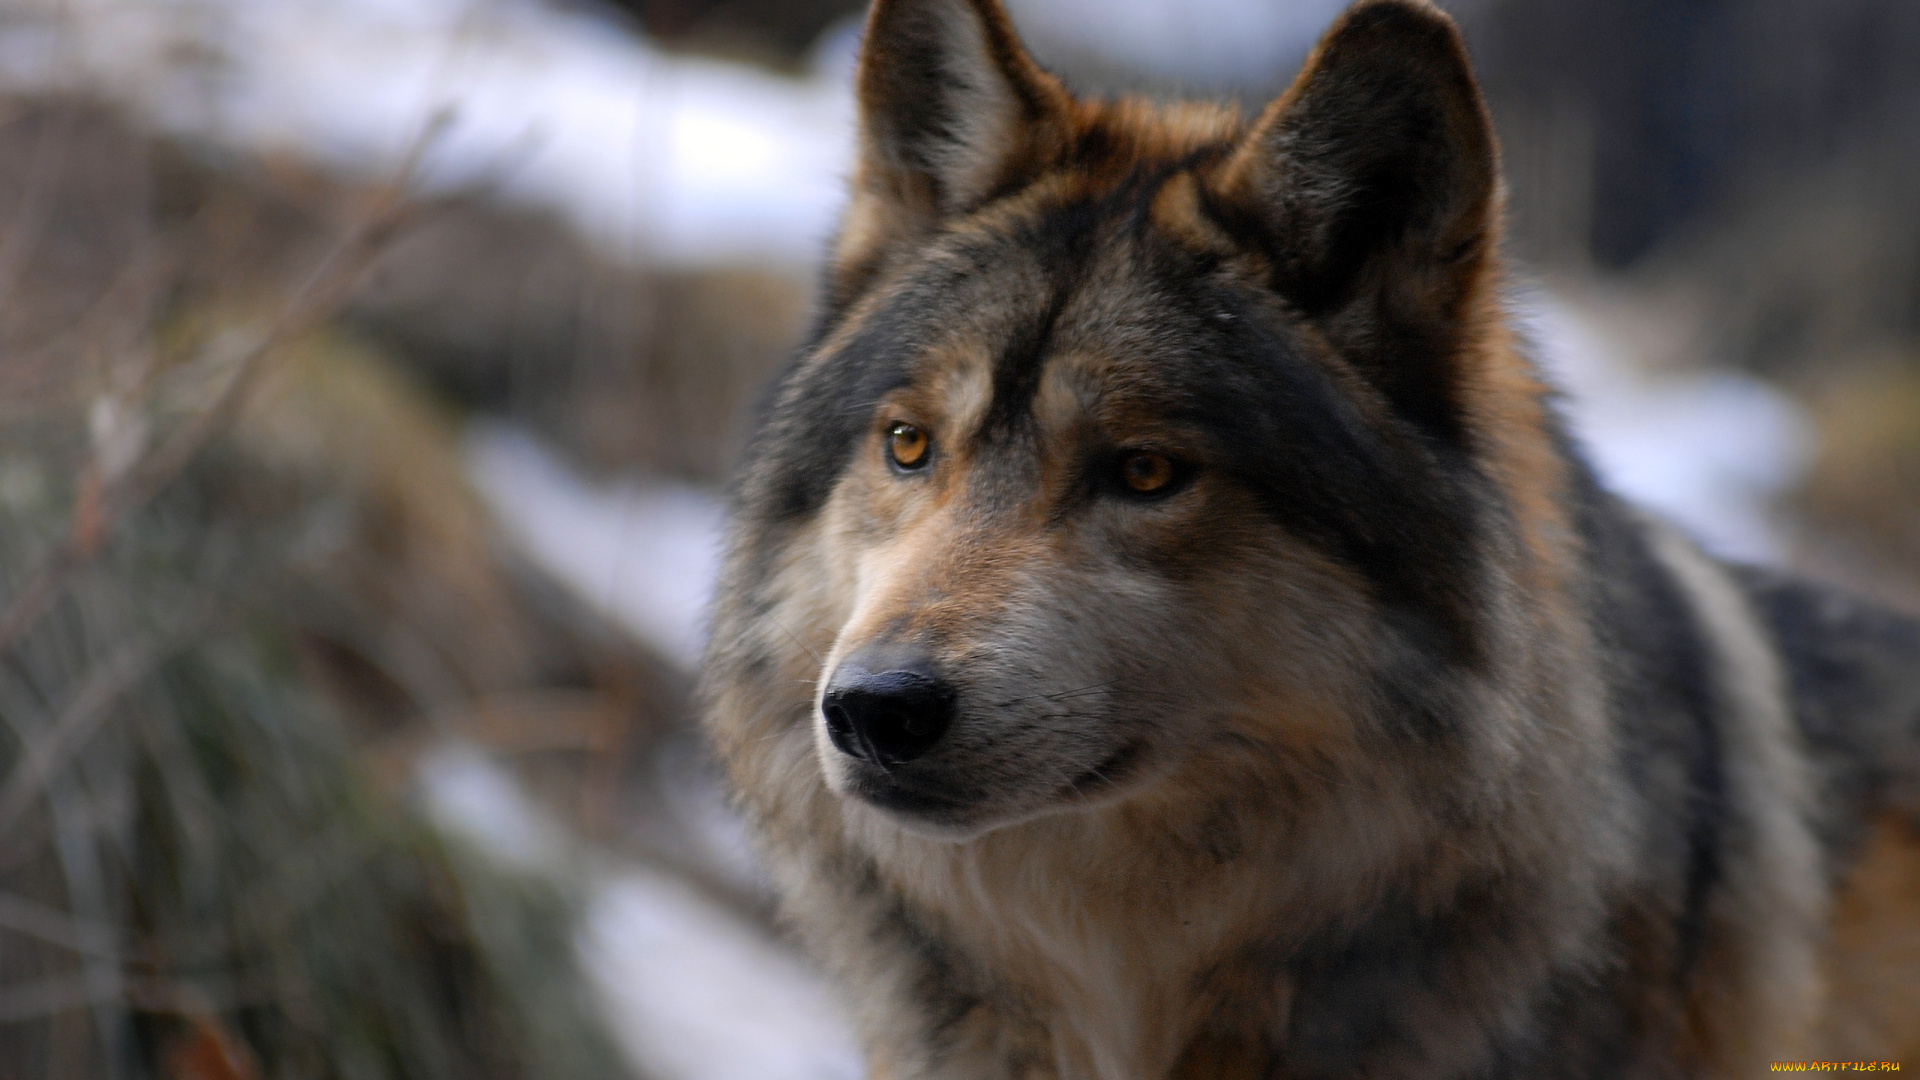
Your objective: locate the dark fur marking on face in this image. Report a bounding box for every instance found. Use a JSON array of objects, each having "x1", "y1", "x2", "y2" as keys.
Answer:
[
  {"x1": 1135, "y1": 236, "x2": 1494, "y2": 667},
  {"x1": 746, "y1": 180, "x2": 1145, "y2": 535},
  {"x1": 970, "y1": 173, "x2": 1496, "y2": 665},
  {"x1": 979, "y1": 268, "x2": 1072, "y2": 445},
  {"x1": 739, "y1": 275, "x2": 970, "y2": 528},
  {"x1": 953, "y1": 171, "x2": 1497, "y2": 668},
  {"x1": 977, "y1": 173, "x2": 1164, "y2": 442}
]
